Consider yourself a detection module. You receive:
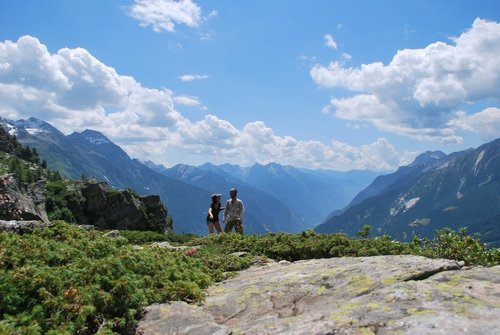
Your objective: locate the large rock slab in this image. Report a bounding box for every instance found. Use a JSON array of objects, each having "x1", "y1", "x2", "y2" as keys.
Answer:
[{"x1": 136, "y1": 255, "x2": 500, "y2": 335}]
